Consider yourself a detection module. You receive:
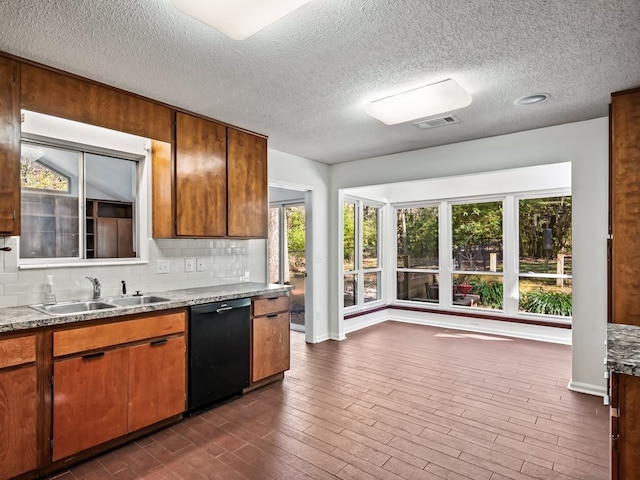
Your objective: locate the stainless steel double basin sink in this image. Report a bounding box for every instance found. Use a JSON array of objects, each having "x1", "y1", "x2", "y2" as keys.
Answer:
[{"x1": 30, "y1": 295, "x2": 171, "y2": 316}]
